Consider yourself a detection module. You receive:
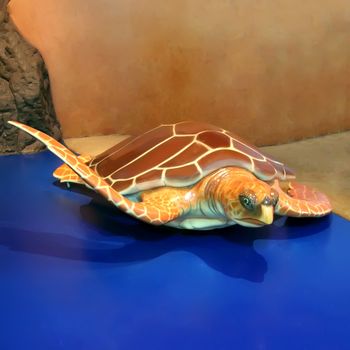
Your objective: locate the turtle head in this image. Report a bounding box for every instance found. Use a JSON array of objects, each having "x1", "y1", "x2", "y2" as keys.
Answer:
[{"x1": 224, "y1": 179, "x2": 279, "y2": 227}]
